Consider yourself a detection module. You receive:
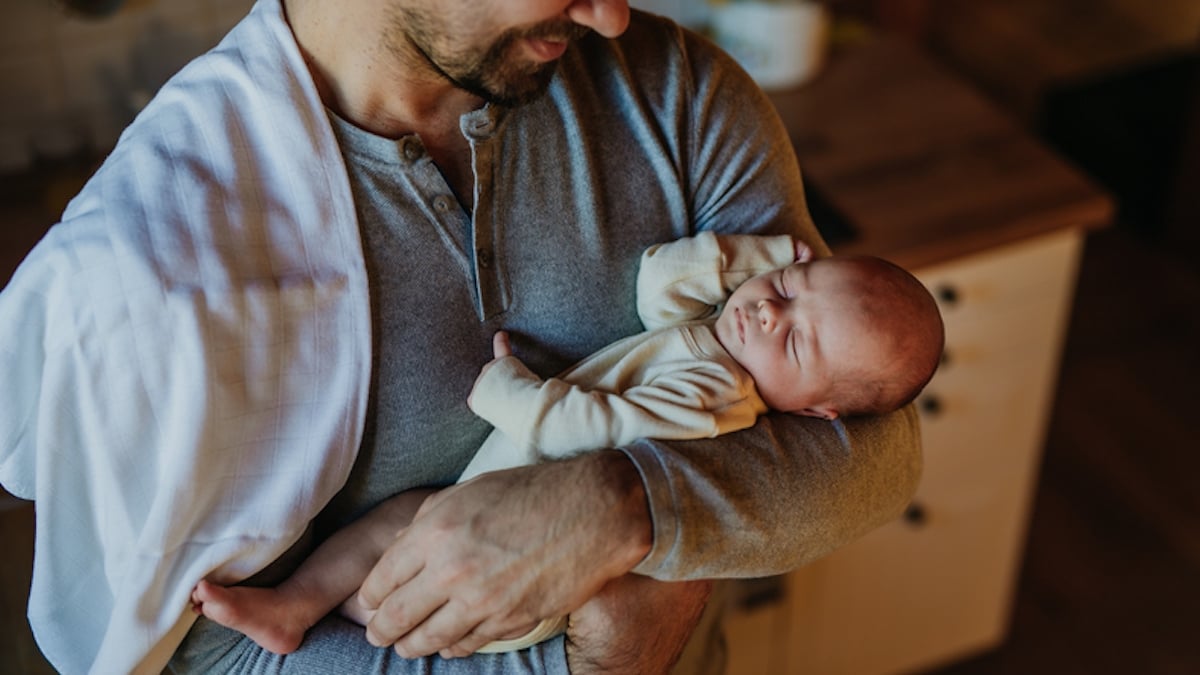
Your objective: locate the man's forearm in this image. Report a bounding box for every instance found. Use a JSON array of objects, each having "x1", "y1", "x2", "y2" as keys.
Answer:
[{"x1": 567, "y1": 450, "x2": 655, "y2": 575}]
